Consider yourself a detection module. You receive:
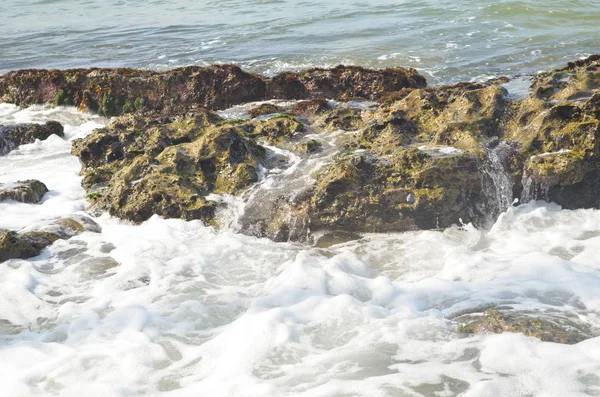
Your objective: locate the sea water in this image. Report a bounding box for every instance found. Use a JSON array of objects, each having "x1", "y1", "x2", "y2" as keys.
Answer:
[
  {"x1": 1, "y1": 0, "x2": 600, "y2": 84},
  {"x1": 0, "y1": 103, "x2": 599, "y2": 396},
  {"x1": 2, "y1": 1, "x2": 600, "y2": 395}
]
